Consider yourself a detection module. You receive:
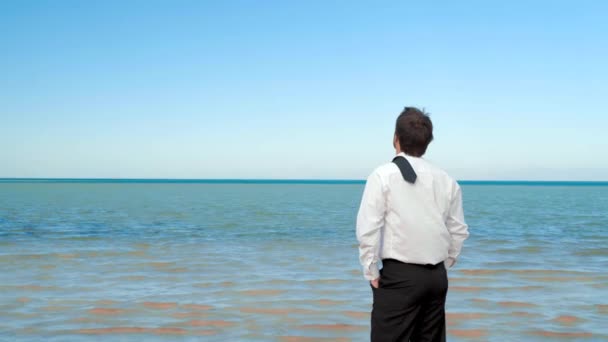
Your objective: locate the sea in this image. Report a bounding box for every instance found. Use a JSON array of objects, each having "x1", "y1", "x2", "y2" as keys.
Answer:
[{"x1": 1, "y1": 179, "x2": 607, "y2": 341}]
